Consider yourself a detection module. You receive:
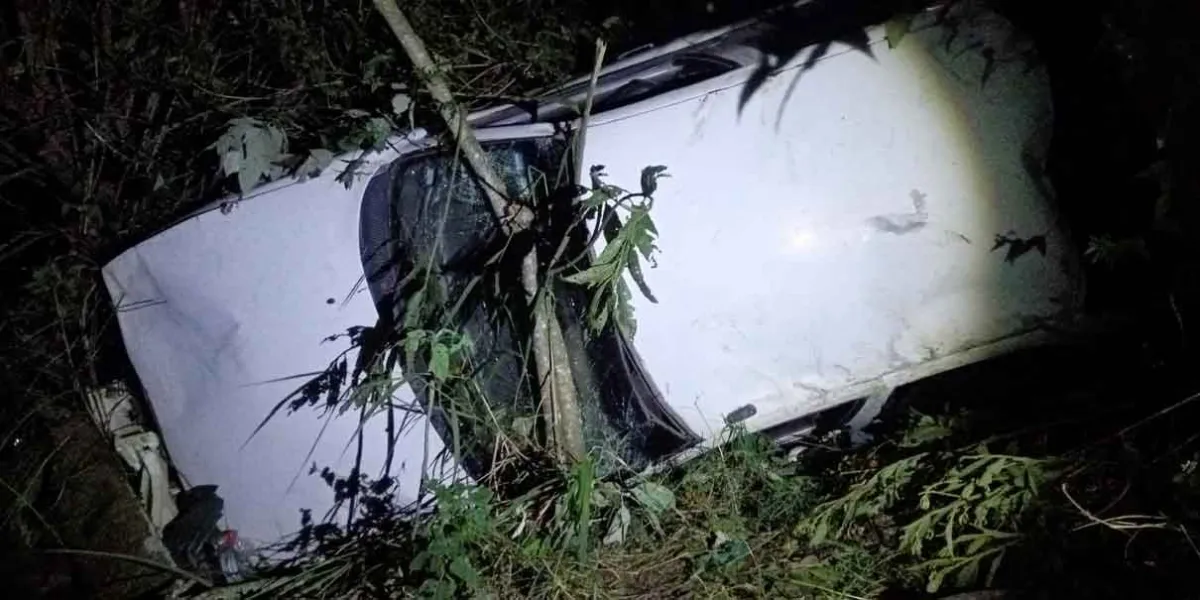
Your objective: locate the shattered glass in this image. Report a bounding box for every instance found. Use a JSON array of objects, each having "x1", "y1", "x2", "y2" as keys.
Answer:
[{"x1": 360, "y1": 139, "x2": 698, "y2": 477}]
